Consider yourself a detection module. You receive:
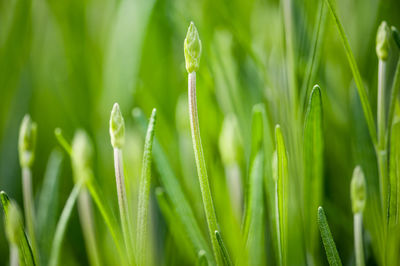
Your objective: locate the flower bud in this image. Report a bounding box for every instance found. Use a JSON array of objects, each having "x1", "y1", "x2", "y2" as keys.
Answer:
[
  {"x1": 18, "y1": 114, "x2": 37, "y2": 168},
  {"x1": 71, "y1": 130, "x2": 93, "y2": 182},
  {"x1": 376, "y1": 21, "x2": 391, "y2": 61},
  {"x1": 109, "y1": 103, "x2": 125, "y2": 149},
  {"x1": 351, "y1": 166, "x2": 366, "y2": 214},
  {"x1": 184, "y1": 22, "x2": 202, "y2": 73}
]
